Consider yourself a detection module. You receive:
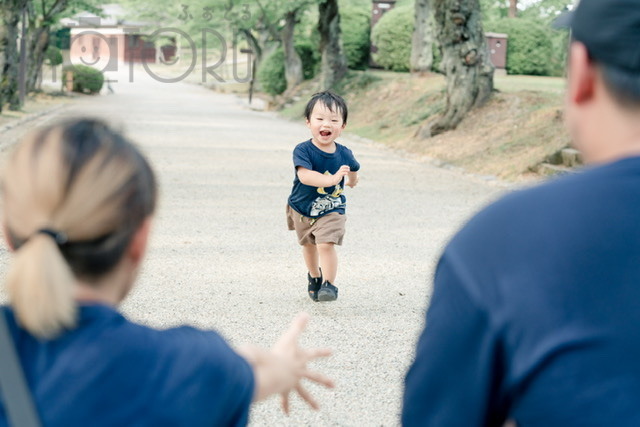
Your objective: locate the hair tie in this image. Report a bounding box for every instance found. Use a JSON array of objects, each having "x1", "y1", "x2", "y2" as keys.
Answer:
[{"x1": 37, "y1": 228, "x2": 68, "y2": 245}]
